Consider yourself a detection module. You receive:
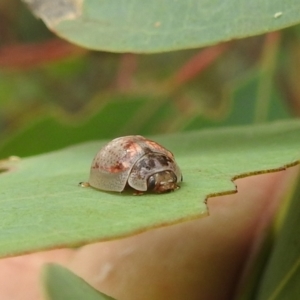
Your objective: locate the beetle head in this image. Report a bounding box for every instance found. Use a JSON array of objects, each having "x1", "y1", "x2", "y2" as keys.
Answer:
[{"x1": 147, "y1": 170, "x2": 179, "y2": 193}]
